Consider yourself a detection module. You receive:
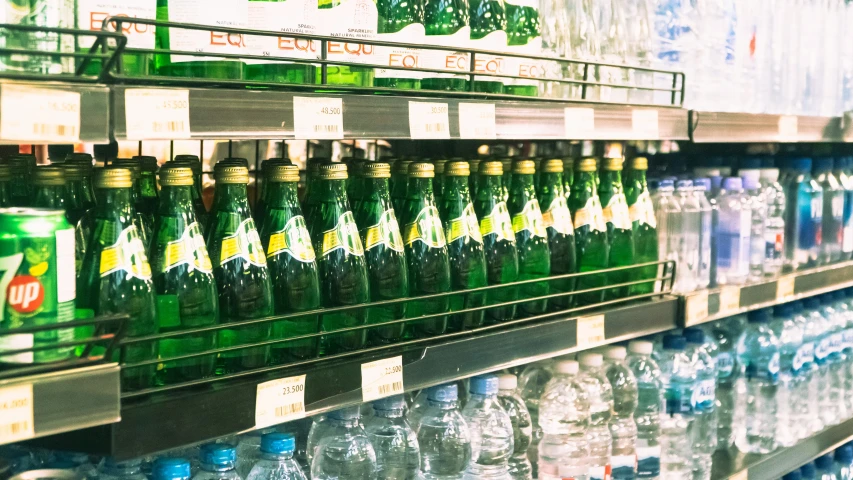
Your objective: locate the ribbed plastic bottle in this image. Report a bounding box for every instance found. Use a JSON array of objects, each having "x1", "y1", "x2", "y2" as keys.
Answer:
[
  {"x1": 770, "y1": 303, "x2": 805, "y2": 446},
  {"x1": 310, "y1": 406, "x2": 377, "y2": 479},
  {"x1": 657, "y1": 334, "x2": 693, "y2": 480},
  {"x1": 417, "y1": 383, "x2": 474, "y2": 480},
  {"x1": 245, "y1": 434, "x2": 308, "y2": 480},
  {"x1": 603, "y1": 346, "x2": 639, "y2": 480},
  {"x1": 497, "y1": 374, "x2": 534, "y2": 480},
  {"x1": 735, "y1": 309, "x2": 781, "y2": 454},
  {"x1": 682, "y1": 328, "x2": 716, "y2": 480},
  {"x1": 365, "y1": 395, "x2": 421, "y2": 479},
  {"x1": 708, "y1": 315, "x2": 743, "y2": 450},
  {"x1": 626, "y1": 340, "x2": 663, "y2": 479},
  {"x1": 538, "y1": 359, "x2": 590, "y2": 480},
  {"x1": 578, "y1": 353, "x2": 613, "y2": 480},
  {"x1": 462, "y1": 374, "x2": 515, "y2": 479},
  {"x1": 797, "y1": 298, "x2": 824, "y2": 435},
  {"x1": 517, "y1": 361, "x2": 553, "y2": 477}
]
